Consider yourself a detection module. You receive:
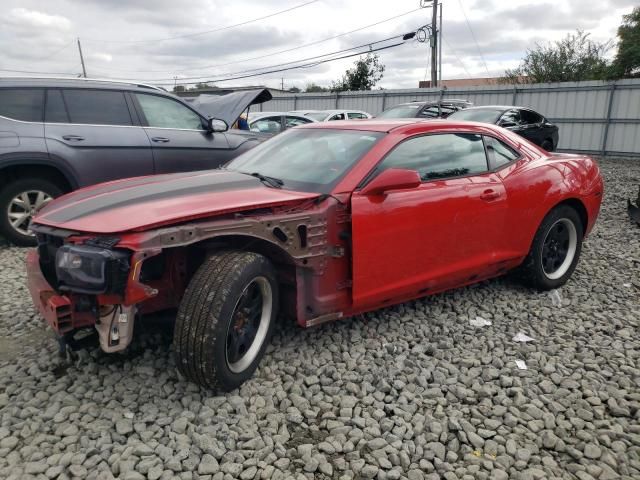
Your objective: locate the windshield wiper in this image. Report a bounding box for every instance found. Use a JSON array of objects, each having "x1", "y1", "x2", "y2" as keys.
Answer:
[{"x1": 249, "y1": 172, "x2": 284, "y2": 189}]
